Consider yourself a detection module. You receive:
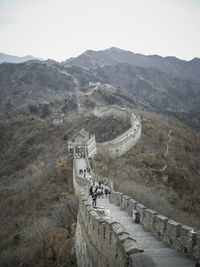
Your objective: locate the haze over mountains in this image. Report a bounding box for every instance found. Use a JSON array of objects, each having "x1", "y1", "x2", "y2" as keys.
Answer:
[
  {"x1": 0, "y1": 47, "x2": 200, "y2": 129},
  {"x1": 0, "y1": 52, "x2": 42, "y2": 64}
]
